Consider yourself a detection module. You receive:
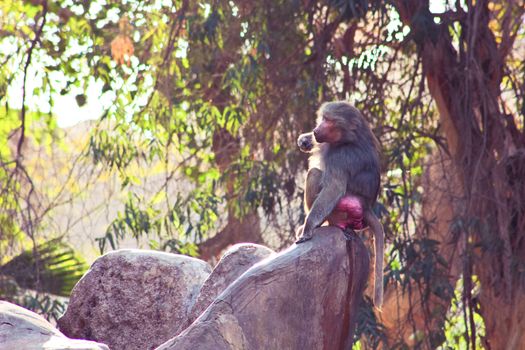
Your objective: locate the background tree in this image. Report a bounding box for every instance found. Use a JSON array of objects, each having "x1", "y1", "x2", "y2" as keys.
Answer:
[{"x1": 1, "y1": 0, "x2": 524, "y2": 348}]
